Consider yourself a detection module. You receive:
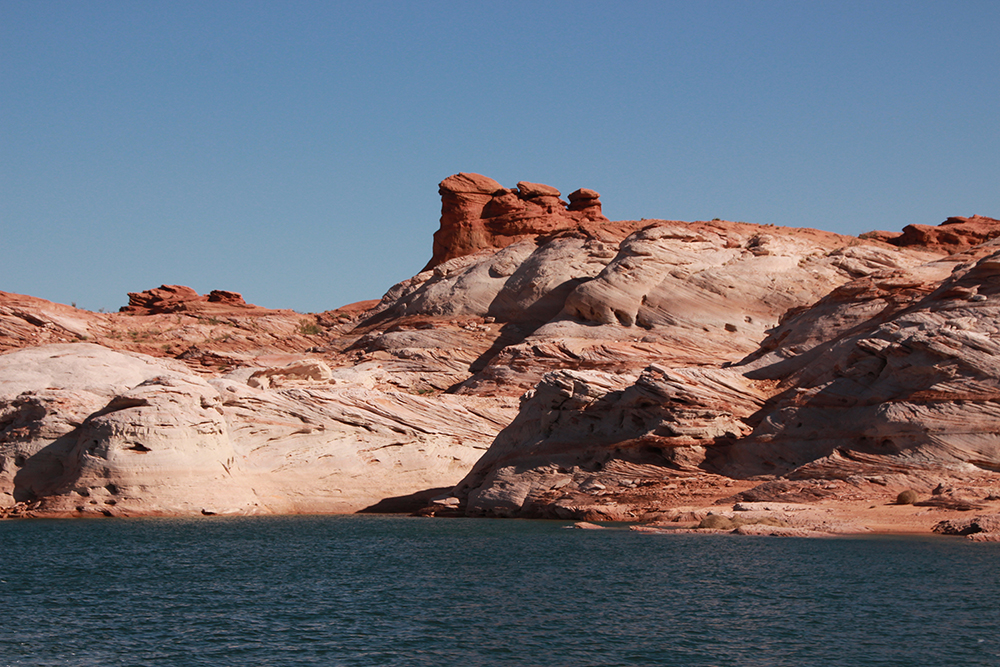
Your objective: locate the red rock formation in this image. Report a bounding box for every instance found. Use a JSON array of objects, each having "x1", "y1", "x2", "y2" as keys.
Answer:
[
  {"x1": 120, "y1": 285, "x2": 200, "y2": 314},
  {"x1": 452, "y1": 238, "x2": 1000, "y2": 521},
  {"x1": 425, "y1": 173, "x2": 610, "y2": 269},
  {"x1": 121, "y1": 285, "x2": 251, "y2": 315},
  {"x1": 886, "y1": 215, "x2": 1000, "y2": 252},
  {"x1": 567, "y1": 188, "x2": 605, "y2": 218},
  {"x1": 1, "y1": 287, "x2": 320, "y2": 365},
  {"x1": 207, "y1": 290, "x2": 247, "y2": 306}
]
